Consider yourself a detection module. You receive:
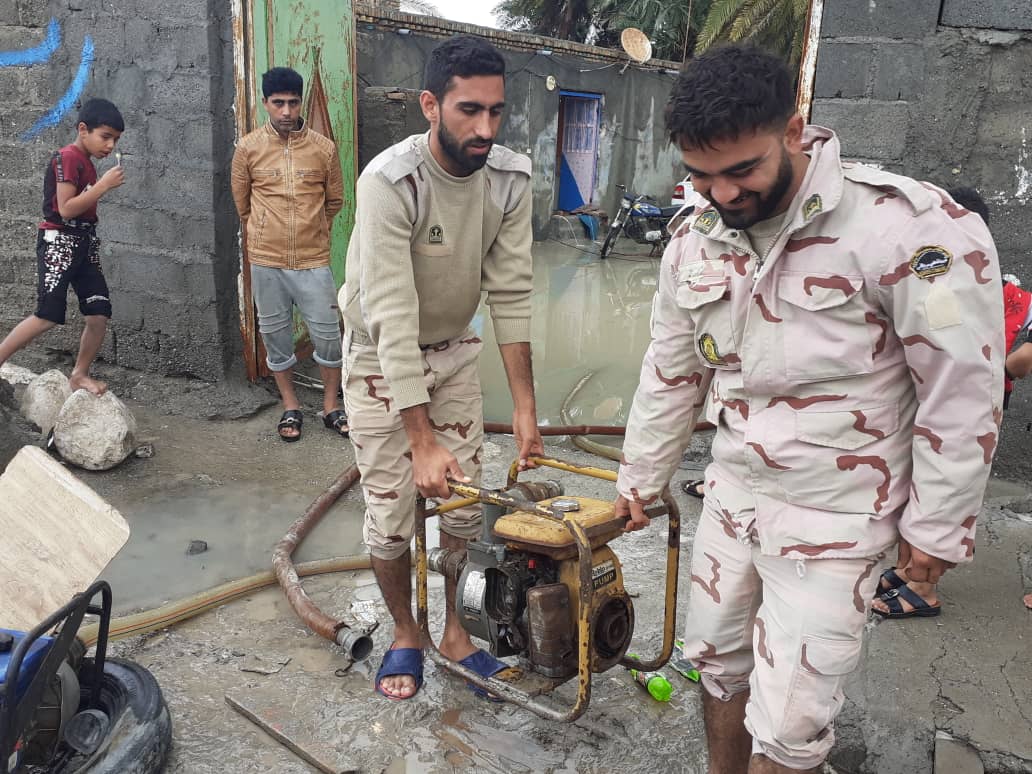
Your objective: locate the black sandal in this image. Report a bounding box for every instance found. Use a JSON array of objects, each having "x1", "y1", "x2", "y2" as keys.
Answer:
[
  {"x1": 874, "y1": 567, "x2": 907, "y2": 597},
  {"x1": 323, "y1": 409, "x2": 349, "y2": 437},
  {"x1": 873, "y1": 585, "x2": 941, "y2": 619},
  {"x1": 277, "y1": 409, "x2": 303, "y2": 442},
  {"x1": 681, "y1": 479, "x2": 705, "y2": 499}
]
